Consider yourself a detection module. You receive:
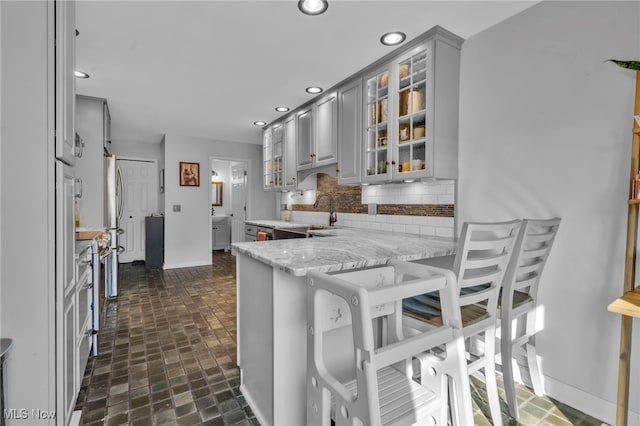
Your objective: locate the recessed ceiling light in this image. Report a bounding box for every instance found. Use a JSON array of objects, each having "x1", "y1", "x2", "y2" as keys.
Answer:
[
  {"x1": 275, "y1": 107, "x2": 290, "y2": 112},
  {"x1": 305, "y1": 86, "x2": 323, "y2": 94},
  {"x1": 380, "y1": 31, "x2": 406, "y2": 46},
  {"x1": 74, "y1": 70, "x2": 90, "y2": 78},
  {"x1": 253, "y1": 121, "x2": 267, "y2": 126},
  {"x1": 298, "y1": 0, "x2": 328, "y2": 16}
]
